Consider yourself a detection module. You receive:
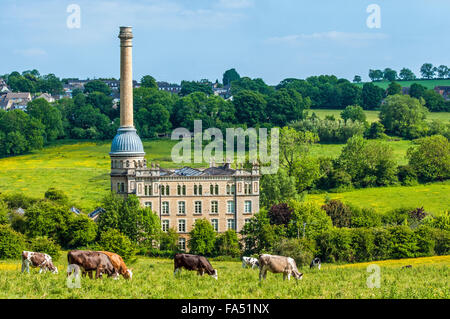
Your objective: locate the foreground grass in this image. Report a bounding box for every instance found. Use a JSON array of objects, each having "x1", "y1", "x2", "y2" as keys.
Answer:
[
  {"x1": 308, "y1": 180, "x2": 450, "y2": 214},
  {"x1": 0, "y1": 255, "x2": 448, "y2": 299}
]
